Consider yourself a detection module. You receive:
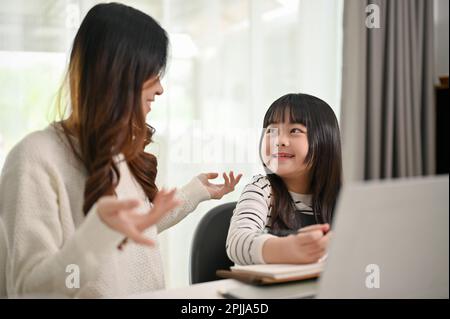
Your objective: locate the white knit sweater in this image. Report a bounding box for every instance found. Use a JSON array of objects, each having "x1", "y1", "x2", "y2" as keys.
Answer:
[{"x1": 0, "y1": 124, "x2": 210, "y2": 298}]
